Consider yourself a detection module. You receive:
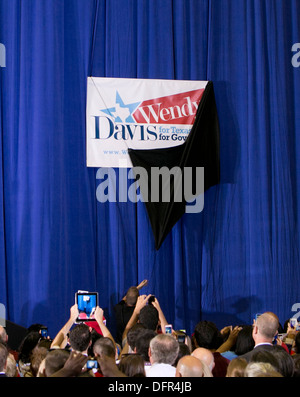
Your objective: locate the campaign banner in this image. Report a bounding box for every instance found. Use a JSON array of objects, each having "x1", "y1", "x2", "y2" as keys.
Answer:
[{"x1": 86, "y1": 77, "x2": 208, "y2": 167}]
